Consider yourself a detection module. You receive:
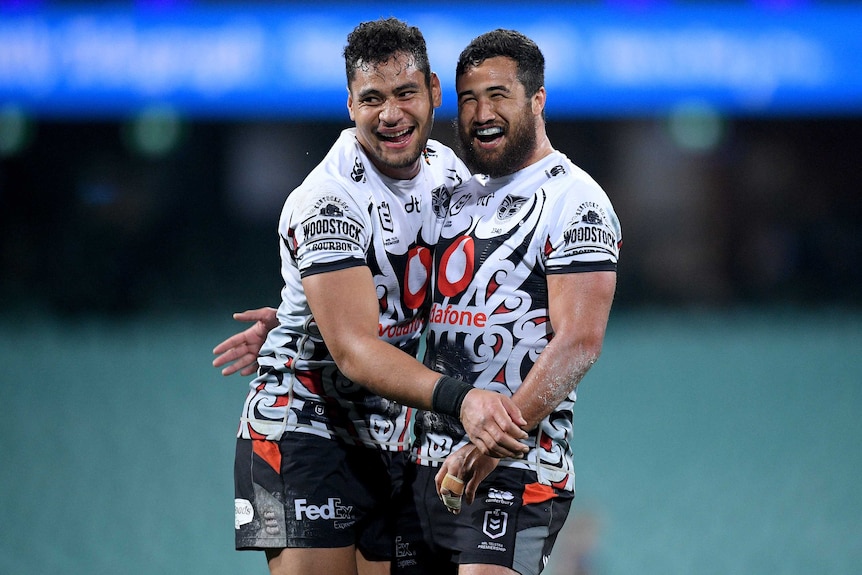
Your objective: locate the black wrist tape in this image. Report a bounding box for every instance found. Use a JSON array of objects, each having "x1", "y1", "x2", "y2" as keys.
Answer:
[{"x1": 431, "y1": 375, "x2": 473, "y2": 418}]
